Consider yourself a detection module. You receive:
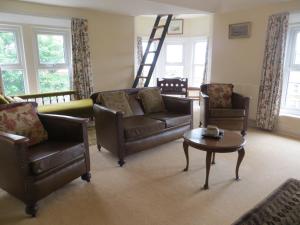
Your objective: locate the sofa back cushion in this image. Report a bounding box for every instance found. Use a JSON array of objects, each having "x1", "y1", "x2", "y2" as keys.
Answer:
[
  {"x1": 207, "y1": 84, "x2": 233, "y2": 108},
  {"x1": 0, "y1": 103, "x2": 48, "y2": 146},
  {"x1": 137, "y1": 88, "x2": 165, "y2": 114},
  {"x1": 97, "y1": 91, "x2": 133, "y2": 117}
]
